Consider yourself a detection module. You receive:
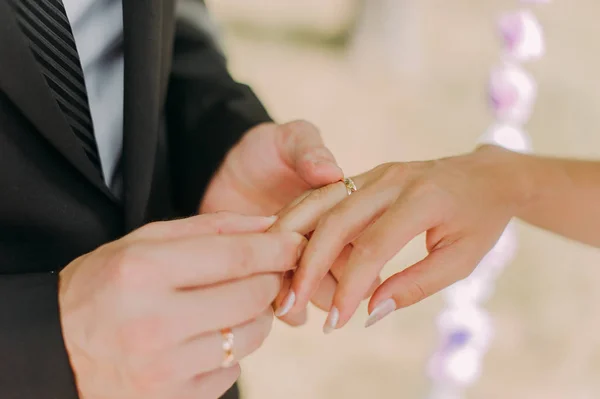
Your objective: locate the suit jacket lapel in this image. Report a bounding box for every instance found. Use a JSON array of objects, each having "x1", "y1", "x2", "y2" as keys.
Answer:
[
  {"x1": 0, "y1": 1, "x2": 114, "y2": 199},
  {"x1": 122, "y1": 0, "x2": 164, "y2": 230}
]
